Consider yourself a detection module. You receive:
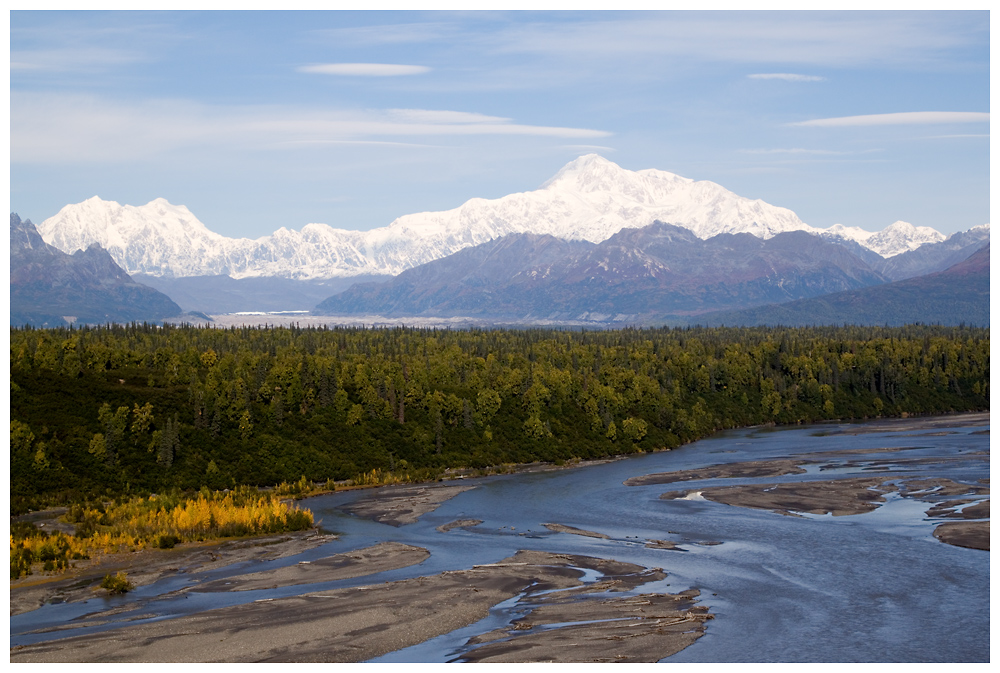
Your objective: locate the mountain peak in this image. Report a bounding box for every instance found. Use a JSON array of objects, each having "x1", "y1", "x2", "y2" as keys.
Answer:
[
  {"x1": 541, "y1": 154, "x2": 626, "y2": 189},
  {"x1": 10, "y1": 212, "x2": 50, "y2": 254},
  {"x1": 866, "y1": 220, "x2": 946, "y2": 257},
  {"x1": 885, "y1": 220, "x2": 916, "y2": 232},
  {"x1": 80, "y1": 195, "x2": 120, "y2": 209},
  {"x1": 35, "y1": 158, "x2": 957, "y2": 280}
]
